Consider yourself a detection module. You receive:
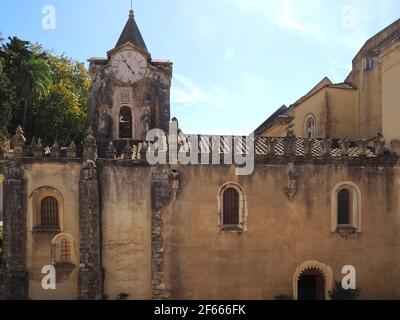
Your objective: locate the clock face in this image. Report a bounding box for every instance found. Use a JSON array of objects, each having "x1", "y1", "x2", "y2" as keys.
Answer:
[{"x1": 111, "y1": 50, "x2": 147, "y2": 84}]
